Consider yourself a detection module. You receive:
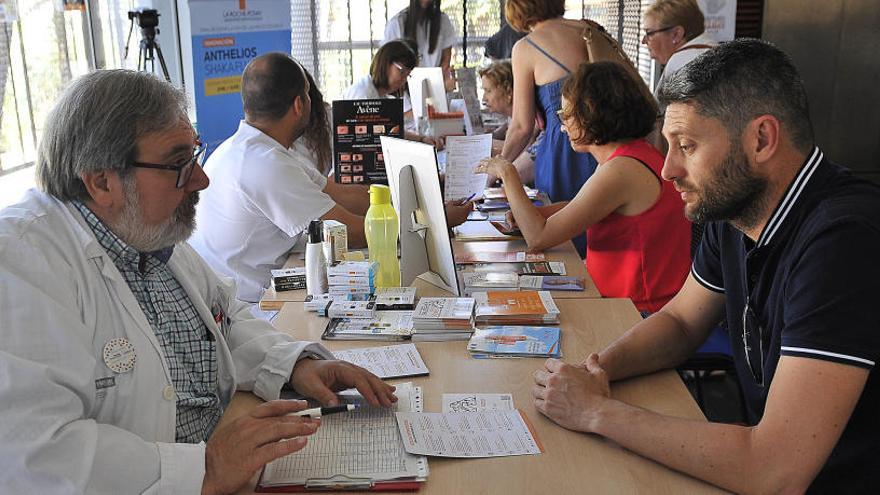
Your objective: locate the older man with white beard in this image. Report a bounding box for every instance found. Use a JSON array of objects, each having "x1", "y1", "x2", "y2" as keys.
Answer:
[{"x1": 0, "y1": 70, "x2": 397, "y2": 494}]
